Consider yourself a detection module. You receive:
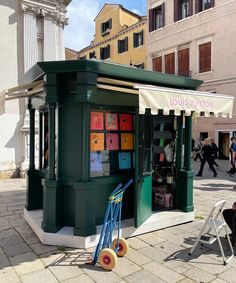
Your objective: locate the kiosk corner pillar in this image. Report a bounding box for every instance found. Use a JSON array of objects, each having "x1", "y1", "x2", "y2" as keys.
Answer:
[
  {"x1": 175, "y1": 170, "x2": 194, "y2": 212},
  {"x1": 73, "y1": 182, "x2": 96, "y2": 236},
  {"x1": 41, "y1": 179, "x2": 62, "y2": 233},
  {"x1": 42, "y1": 103, "x2": 62, "y2": 233},
  {"x1": 26, "y1": 101, "x2": 43, "y2": 210},
  {"x1": 175, "y1": 115, "x2": 194, "y2": 212},
  {"x1": 73, "y1": 102, "x2": 96, "y2": 237}
]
